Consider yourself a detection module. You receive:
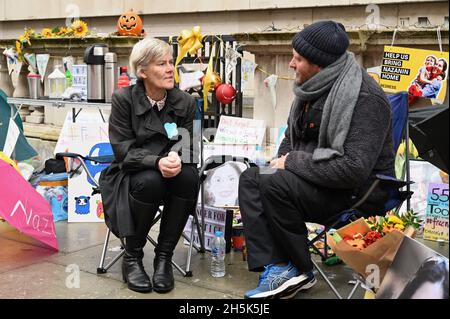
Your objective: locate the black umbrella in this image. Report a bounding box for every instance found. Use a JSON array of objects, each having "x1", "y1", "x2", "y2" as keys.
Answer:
[{"x1": 409, "y1": 106, "x2": 449, "y2": 173}]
